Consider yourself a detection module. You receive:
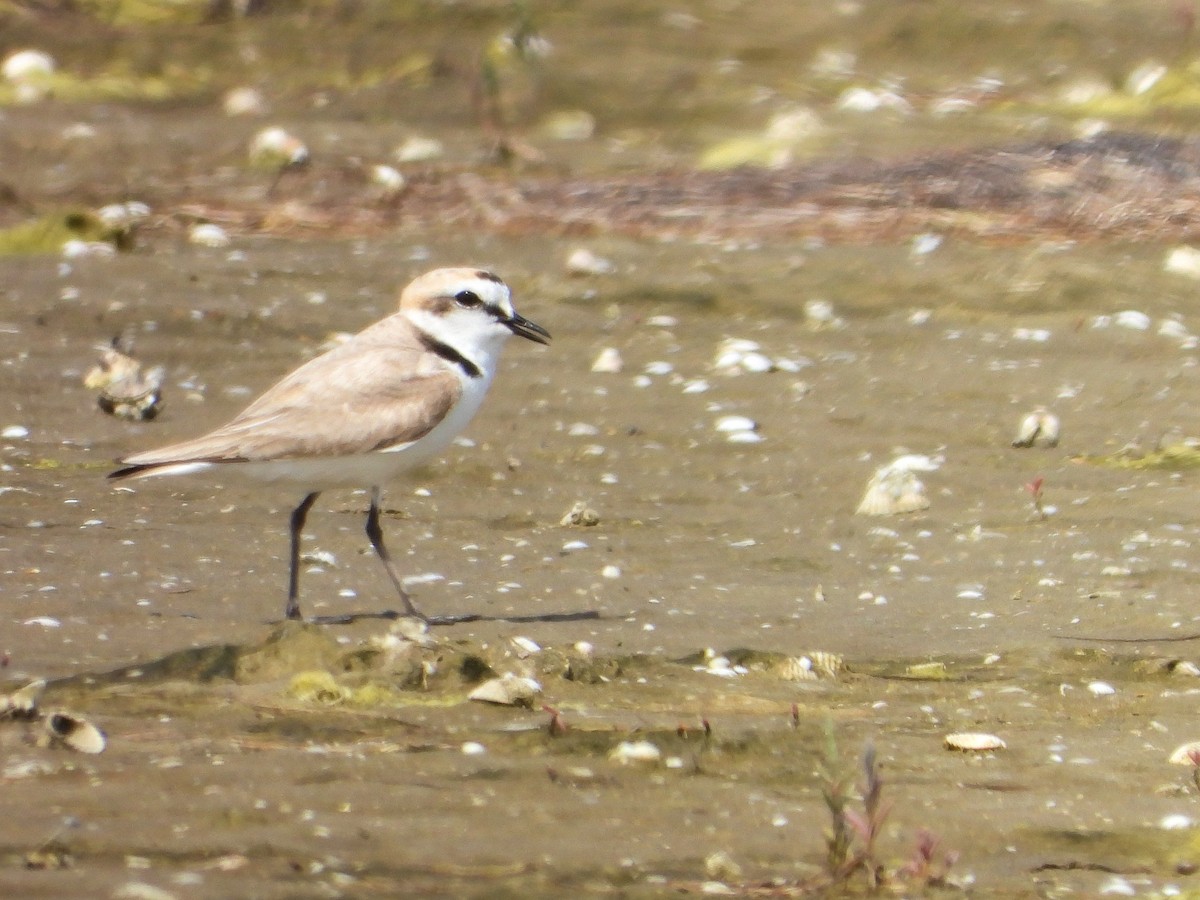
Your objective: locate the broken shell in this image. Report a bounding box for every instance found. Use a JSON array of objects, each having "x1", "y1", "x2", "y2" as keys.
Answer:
[
  {"x1": 1114, "y1": 309, "x2": 1151, "y2": 331},
  {"x1": 944, "y1": 732, "x2": 1005, "y2": 752},
  {"x1": 726, "y1": 430, "x2": 763, "y2": 444},
  {"x1": 468, "y1": 674, "x2": 541, "y2": 707},
  {"x1": 809, "y1": 651, "x2": 844, "y2": 678},
  {"x1": 856, "y1": 466, "x2": 929, "y2": 516},
  {"x1": 590, "y1": 347, "x2": 623, "y2": 374},
  {"x1": 62, "y1": 239, "x2": 115, "y2": 259},
  {"x1": 776, "y1": 650, "x2": 844, "y2": 681},
  {"x1": 45, "y1": 711, "x2": 106, "y2": 754},
  {"x1": 739, "y1": 352, "x2": 773, "y2": 373},
  {"x1": 608, "y1": 739, "x2": 662, "y2": 765},
  {"x1": 1012, "y1": 407, "x2": 1060, "y2": 448},
  {"x1": 566, "y1": 248, "x2": 615, "y2": 276},
  {"x1": 223, "y1": 86, "x2": 268, "y2": 117},
  {"x1": 715, "y1": 415, "x2": 757, "y2": 433},
  {"x1": 1168, "y1": 741, "x2": 1200, "y2": 765},
  {"x1": 85, "y1": 341, "x2": 165, "y2": 422},
  {"x1": 560, "y1": 501, "x2": 600, "y2": 527},
  {"x1": 541, "y1": 110, "x2": 596, "y2": 142},
  {"x1": 804, "y1": 298, "x2": 845, "y2": 329},
  {"x1": 97, "y1": 201, "x2": 150, "y2": 232},
  {"x1": 2, "y1": 49, "x2": 55, "y2": 82},
  {"x1": 394, "y1": 136, "x2": 444, "y2": 163},
  {"x1": 369, "y1": 164, "x2": 406, "y2": 197},
  {"x1": 704, "y1": 850, "x2": 743, "y2": 881},
  {"x1": 887, "y1": 453, "x2": 942, "y2": 472},
  {"x1": 775, "y1": 657, "x2": 819, "y2": 681},
  {"x1": 189, "y1": 223, "x2": 231, "y2": 248},
  {"x1": 1165, "y1": 246, "x2": 1200, "y2": 278},
  {"x1": 510, "y1": 636, "x2": 541, "y2": 656},
  {"x1": 1087, "y1": 680, "x2": 1116, "y2": 697},
  {"x1": 0, "y1": 678, "x2": 45, "y2": 718}
]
